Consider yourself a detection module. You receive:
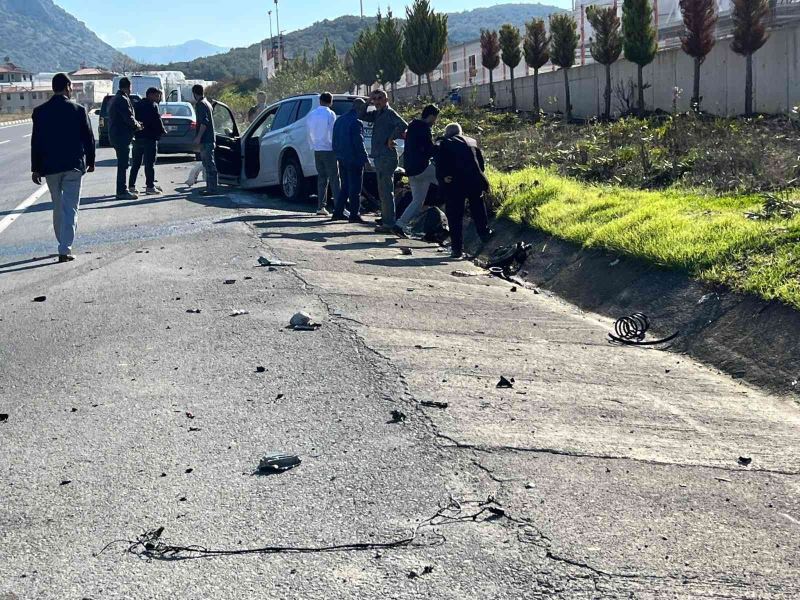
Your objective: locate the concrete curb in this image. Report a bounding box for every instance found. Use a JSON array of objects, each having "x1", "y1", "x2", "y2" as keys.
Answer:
[
  {"x1": 0, "y1": 118, "x2": 32, "y2": 128},
  {"x1": 465, "y1": 217, "x2": 800, "y2": 396}
]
